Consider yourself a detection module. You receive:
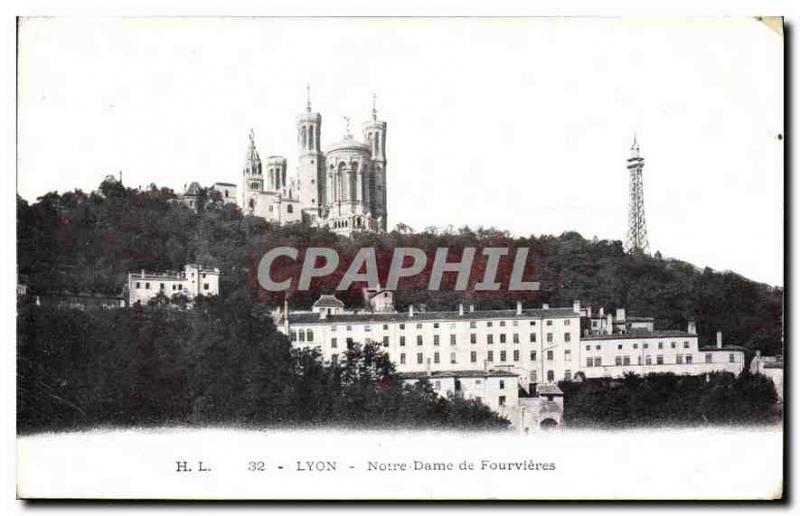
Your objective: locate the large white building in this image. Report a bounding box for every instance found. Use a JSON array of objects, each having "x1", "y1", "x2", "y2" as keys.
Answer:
[
  {"x1": 278, "y1": 293, "x2": 748, "y2": 428},
  {"x1": 127, "y1": 264, "x2": 220, "y2": 305},
  {"x1": 241, "y1": 91, "x2": 388, "y2": 235}
]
